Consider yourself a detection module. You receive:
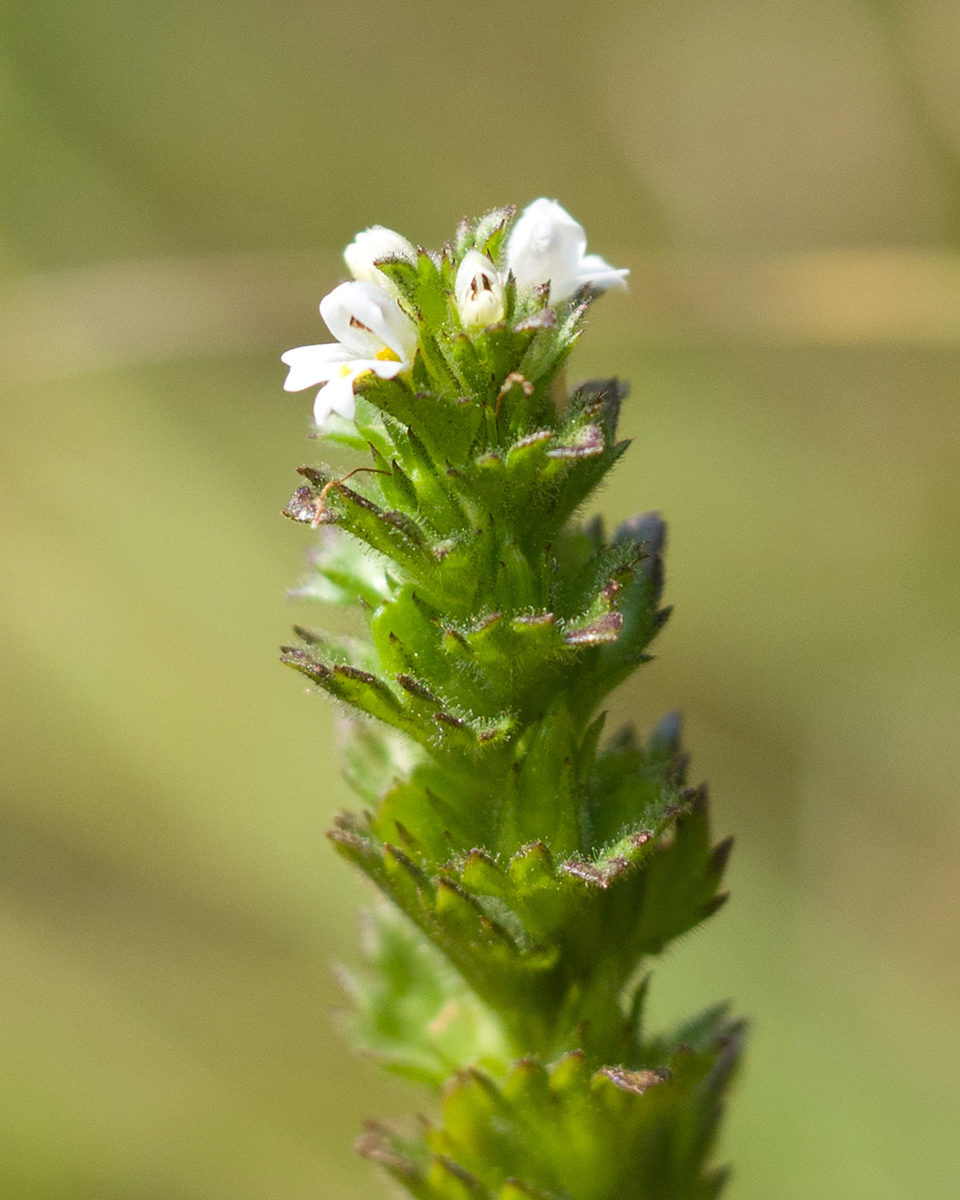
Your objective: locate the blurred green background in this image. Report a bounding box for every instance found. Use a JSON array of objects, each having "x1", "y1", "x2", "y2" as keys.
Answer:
[{"x1": 2, "y1": 1, "x2": 959, "y2": 1196}]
